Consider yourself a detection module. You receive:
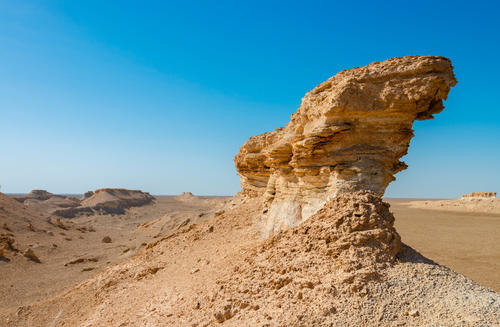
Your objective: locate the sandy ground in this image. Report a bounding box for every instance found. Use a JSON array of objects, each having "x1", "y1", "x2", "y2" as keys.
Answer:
[
  {"x1": 1, "y1": 194, "x2": 498, "y2": 325},
  {"x1": 2, "y1": 193, "x2": 498, "y2": 327},
  {"x1": 0, "y1": 194, "x2": 229, "y2": 312},
  {"x1": 387, "y1": 198, "x2": 500, "y2": 291},
  {"x1": 407, "y1": 197, "x2": 500, "y2": 214}
]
